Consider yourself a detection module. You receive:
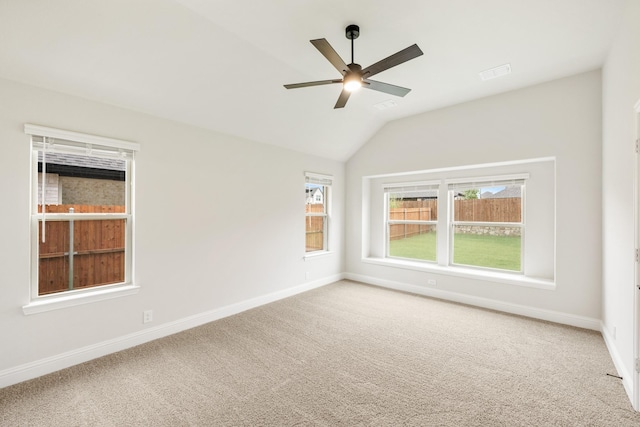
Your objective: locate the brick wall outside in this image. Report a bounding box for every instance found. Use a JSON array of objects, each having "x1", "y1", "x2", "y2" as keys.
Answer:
[{"x1": 59, "y1": 176, "x2": 125, "y2": 205}]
